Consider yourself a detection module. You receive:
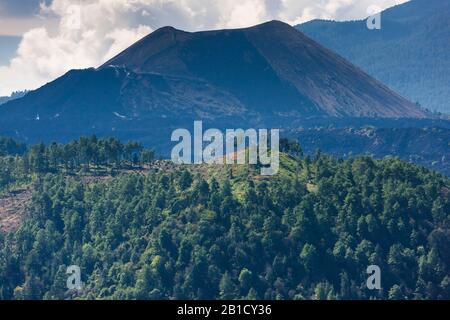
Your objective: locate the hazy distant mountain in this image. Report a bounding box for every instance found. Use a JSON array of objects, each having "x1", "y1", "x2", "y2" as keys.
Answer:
[
  {"x1": 298, "y1": 0, "x2": 450, "y2": 114},
  {"x1": 0, "y1": 21, "x2": 426, "y2": 148},
  {"x1": 290, "y1": 126, "x2": 450, "y2": 176}
]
